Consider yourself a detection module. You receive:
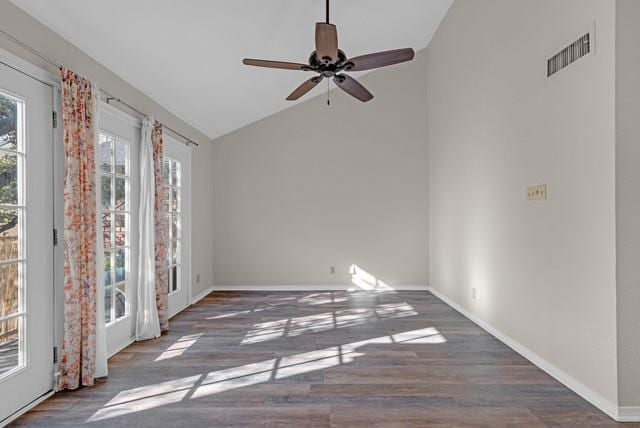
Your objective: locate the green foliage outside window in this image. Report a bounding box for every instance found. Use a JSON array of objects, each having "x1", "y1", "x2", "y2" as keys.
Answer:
[{"x1": 0, "y1": 97, "x2": 18, "y2": 234}]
